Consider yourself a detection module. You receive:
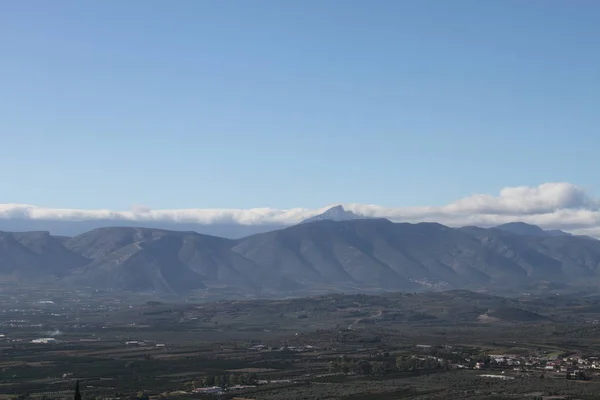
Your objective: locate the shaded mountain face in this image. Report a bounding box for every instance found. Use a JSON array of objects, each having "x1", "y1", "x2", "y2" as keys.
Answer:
[
  {"x1": 1, "y1": 220, "x2": 600, "y2": 296},
  {"x1": 300, "y1": 205, "x2": 365, "y2": 224},
  {"x1": 0, "y1": 231, "x2": 88, "y2": 281},
  {"x1": 545, "y1": 229, "x2": 573, "y2": 237},
  {"x1": 61, "y1": 228, "x2": 242, "y2": 294}
]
